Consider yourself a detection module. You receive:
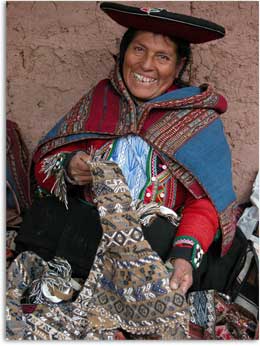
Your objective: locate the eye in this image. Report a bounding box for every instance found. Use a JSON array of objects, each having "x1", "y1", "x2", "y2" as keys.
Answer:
[
  {"x1": 133, "y1": 46, "x2": 144, "y2": 53},
  {"x1": 157, "y1": 54, "x2": 170, "y2": 61}
]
